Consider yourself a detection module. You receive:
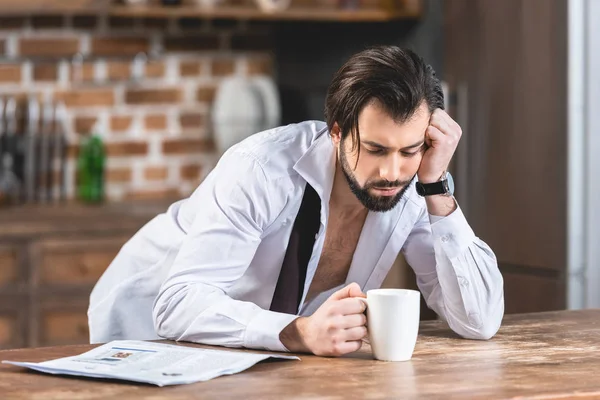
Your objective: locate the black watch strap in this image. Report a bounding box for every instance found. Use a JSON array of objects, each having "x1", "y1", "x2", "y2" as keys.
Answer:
[{"x1": 416, "y1": 180, "x2": 450, "y2": 196}]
